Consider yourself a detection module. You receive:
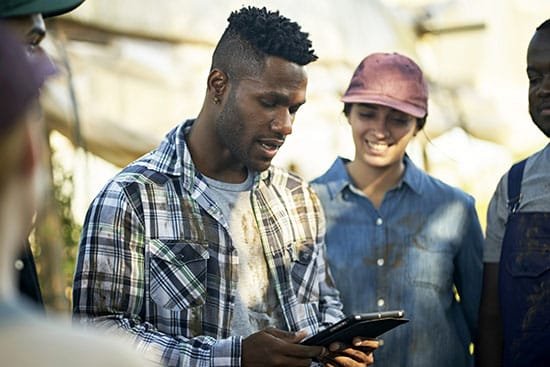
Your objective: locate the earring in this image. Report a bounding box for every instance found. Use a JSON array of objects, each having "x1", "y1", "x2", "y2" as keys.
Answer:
[{"x1": 213, "y1": 96, "x2": 220, "y2": 104}]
